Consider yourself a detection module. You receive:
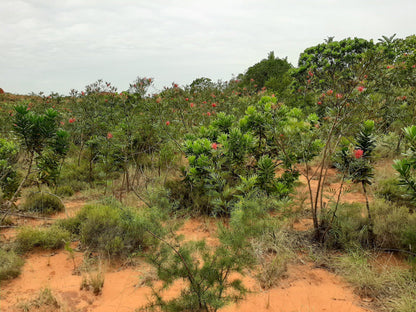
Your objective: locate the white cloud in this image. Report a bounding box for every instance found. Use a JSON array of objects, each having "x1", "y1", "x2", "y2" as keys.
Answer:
[{"x1": 0, "y1": 0, "x2": 415, "y2": 94}]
